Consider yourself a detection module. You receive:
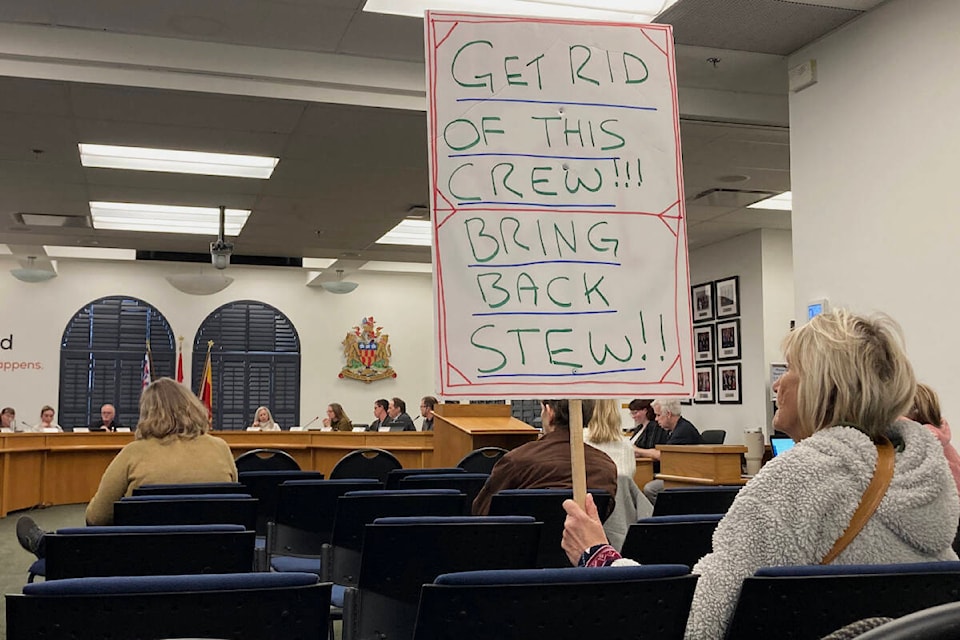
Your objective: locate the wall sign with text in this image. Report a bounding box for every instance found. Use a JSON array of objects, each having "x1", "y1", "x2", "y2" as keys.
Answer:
[{"x1": 426, "y1": 12, "x2": 692, "y2": 398}]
